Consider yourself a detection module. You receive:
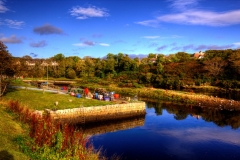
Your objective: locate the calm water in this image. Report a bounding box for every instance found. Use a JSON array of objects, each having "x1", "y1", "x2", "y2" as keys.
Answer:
[{"x1": 89, "y1": 101, "x2": 240, "y2": 160}]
